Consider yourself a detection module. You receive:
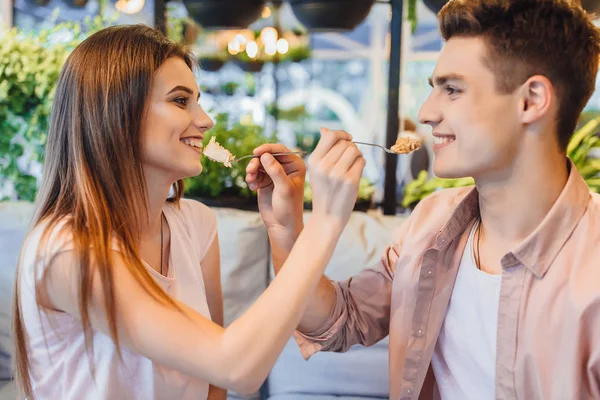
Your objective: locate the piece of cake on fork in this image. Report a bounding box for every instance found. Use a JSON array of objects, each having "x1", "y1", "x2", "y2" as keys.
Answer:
[{"x1": 203, "y1": 137, "x2": 235, "y2": 167}]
